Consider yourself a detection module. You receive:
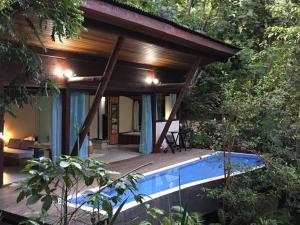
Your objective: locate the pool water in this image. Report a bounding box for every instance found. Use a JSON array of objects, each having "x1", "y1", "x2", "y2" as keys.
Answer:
[{"x1": 68, "y1": 152, "x2": 263, "y2": 209}]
